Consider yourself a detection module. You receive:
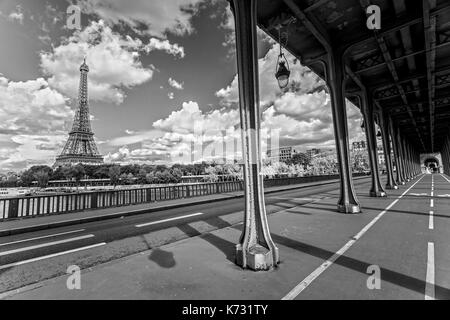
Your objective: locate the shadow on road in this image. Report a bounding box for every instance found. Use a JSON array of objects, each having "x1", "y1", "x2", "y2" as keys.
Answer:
[
  {"x1": 177, "y1": 218, "x2": 237, "y2": 264},
  {"x1": 148, "y1": 248, "x2": 176, "y2": 268}
]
